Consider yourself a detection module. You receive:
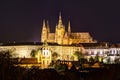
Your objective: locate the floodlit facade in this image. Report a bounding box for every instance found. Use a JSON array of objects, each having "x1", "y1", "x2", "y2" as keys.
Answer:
[
  {"x1": 41, "y1": 13, "x2": 96, "y2": 45},
  {"x1": 1, "y1": 42, "x2": 120, "y2": 68},
  {"x1": 0, "y1": 42, "x2": 84, "y2": 68}
]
